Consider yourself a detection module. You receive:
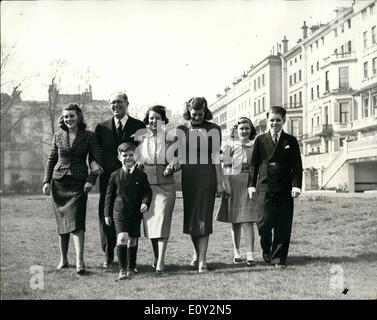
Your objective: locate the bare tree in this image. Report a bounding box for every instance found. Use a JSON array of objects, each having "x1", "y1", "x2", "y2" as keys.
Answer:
[
  {"x1": 47, "y1": 59, "x2": 66, "y2": 136},
  {"x1": 0, "y1": 43, "x2": 40, "y2": 142}
]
